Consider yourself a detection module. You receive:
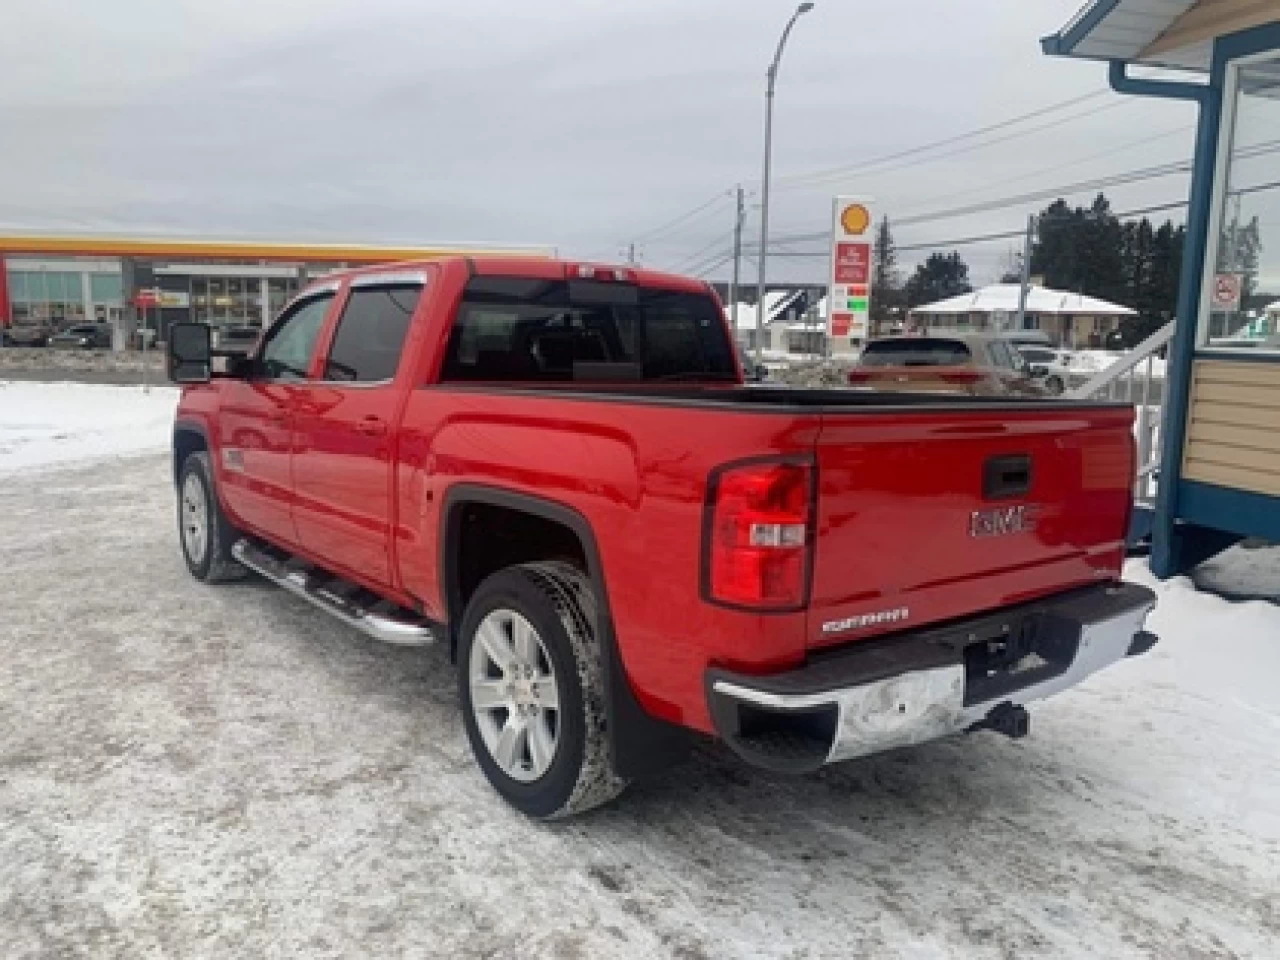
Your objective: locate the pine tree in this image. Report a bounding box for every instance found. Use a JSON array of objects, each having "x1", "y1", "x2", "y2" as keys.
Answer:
[
  {"x1": 870, "y1": 216, "x2": 901, "y2": 336},
  {"x1": 1030, "y1": 193, "x2": 1186, "y2": 346},
  {"x1": 904, "y1": 252, "x2": 972, "y2": 308}
]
